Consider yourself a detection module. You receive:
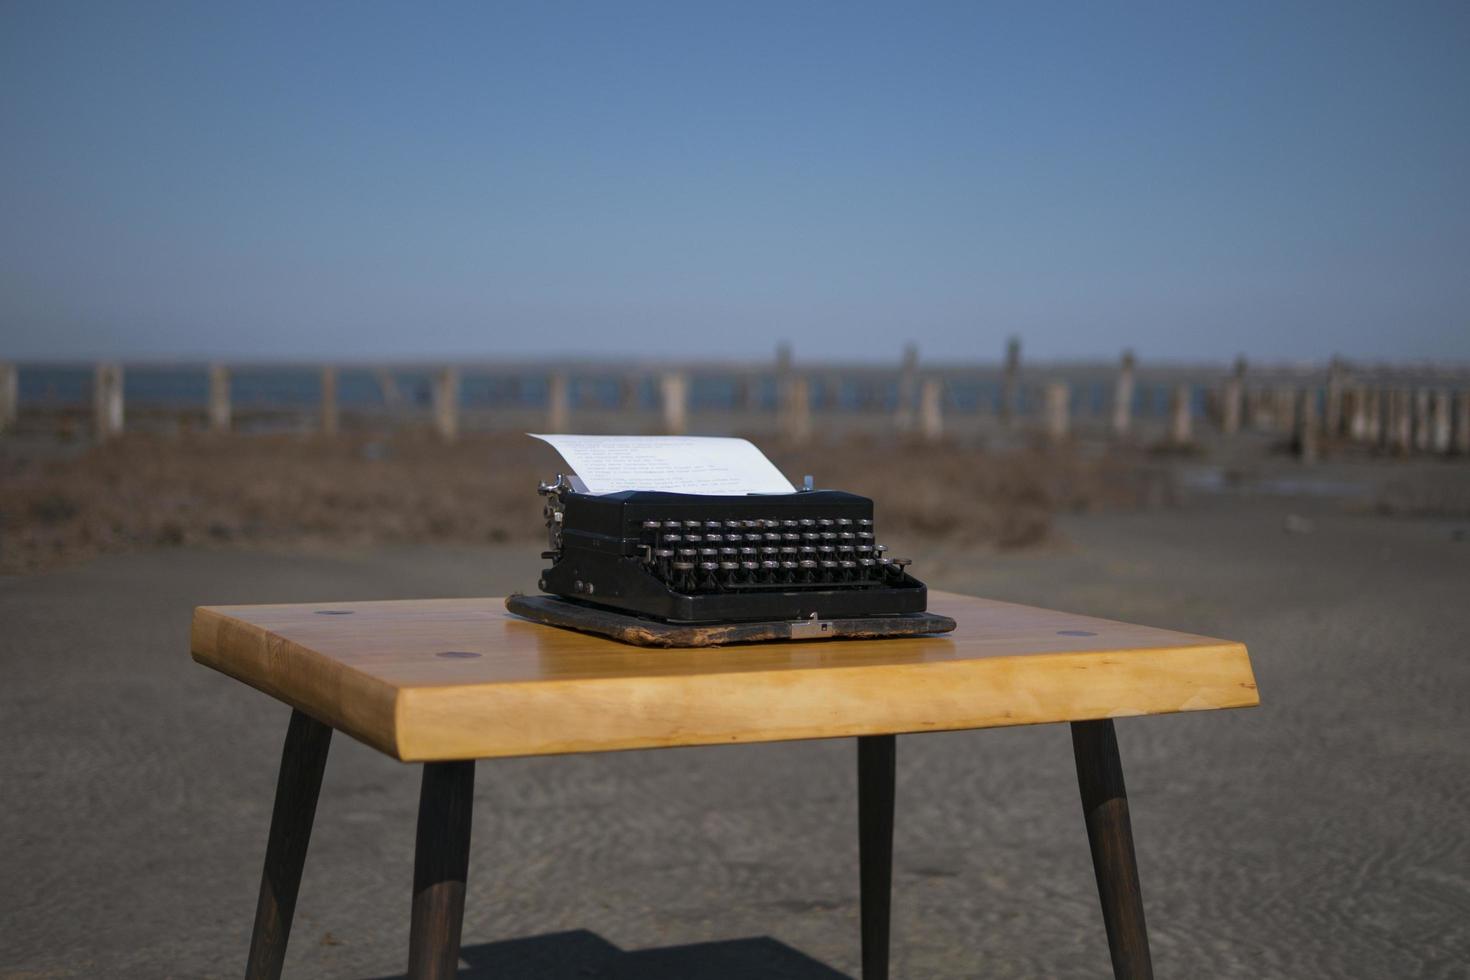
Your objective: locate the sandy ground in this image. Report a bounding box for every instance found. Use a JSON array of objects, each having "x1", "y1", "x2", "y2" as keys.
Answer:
[{"x1": 2, "y1": 488, "x2": 1468, "y2": 978}]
